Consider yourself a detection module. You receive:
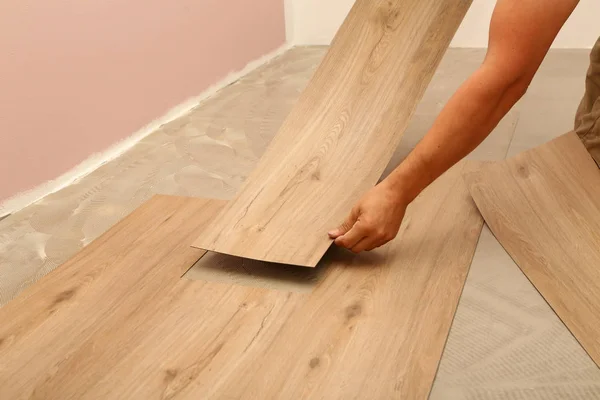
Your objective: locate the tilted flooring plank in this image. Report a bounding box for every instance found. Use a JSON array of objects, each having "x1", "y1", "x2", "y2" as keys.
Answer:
[
  {"x1": 192, "y1": 0, "x2": 472, "y2": 266},
  {"x1": 466, "y1": 132, "x2": 600, "y2": 367},
  {"x1": 0, "y1": 161, "x2": 482, "y2": 399}
]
